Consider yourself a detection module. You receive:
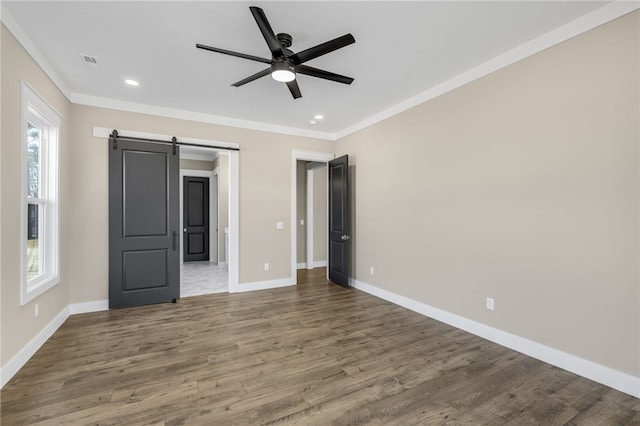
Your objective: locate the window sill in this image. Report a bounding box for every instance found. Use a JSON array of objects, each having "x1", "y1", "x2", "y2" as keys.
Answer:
[{"x1": 21, "y1": 274, "x2": 60, "y2": 305}]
